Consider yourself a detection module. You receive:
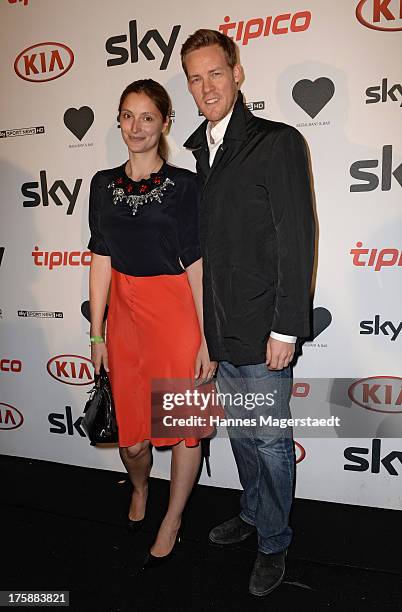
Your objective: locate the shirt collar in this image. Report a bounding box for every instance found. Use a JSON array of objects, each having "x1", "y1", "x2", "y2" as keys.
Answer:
[
  {"x1": 183, "y1": 91, "x2": 249, "y2": 152},
  {"x1": 206, "y1": 107, "x2": 234, "y2": 145}
]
